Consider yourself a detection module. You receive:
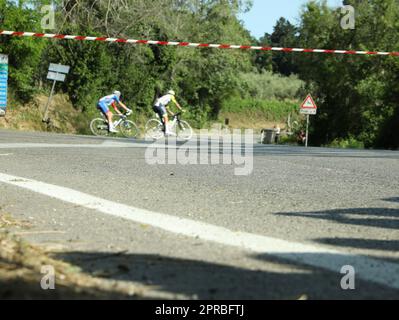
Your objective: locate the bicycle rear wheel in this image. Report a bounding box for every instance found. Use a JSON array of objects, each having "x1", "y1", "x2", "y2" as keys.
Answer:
[
  {"x1": 90, "y1": 118, "x2": 109, "y2": 137},
  {"x1": 177, "y1": 120, "x2": 193, "y2": 141},
  {"x1": 145, "y1": 119, "x2": 164, "y2": 140},
  {"x1": 120, "y1": 120, "x2": 140, "y2": 138}
]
